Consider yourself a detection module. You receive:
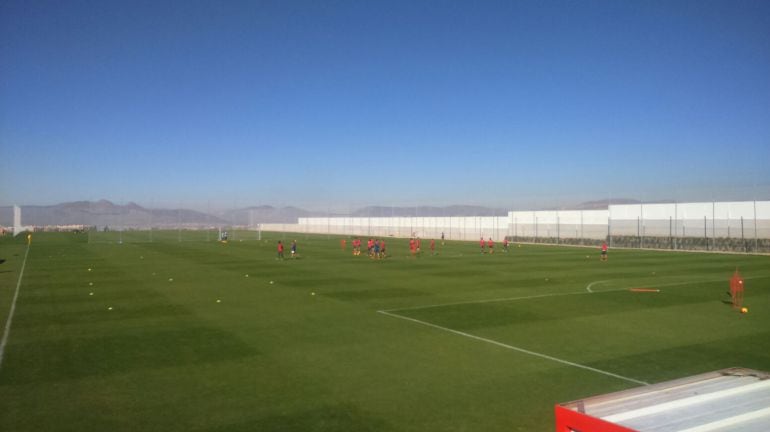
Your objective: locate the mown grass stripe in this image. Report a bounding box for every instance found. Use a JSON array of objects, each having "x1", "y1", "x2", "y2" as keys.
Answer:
[{"x1": 378, "y1": 309, "x2": 650, "y2": 386}]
